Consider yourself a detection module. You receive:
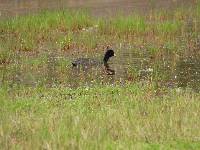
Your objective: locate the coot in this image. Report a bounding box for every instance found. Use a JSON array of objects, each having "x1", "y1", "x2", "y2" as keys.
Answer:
[{"x1": 72, "y1": 48, "x2": 115, "y2": 75}]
